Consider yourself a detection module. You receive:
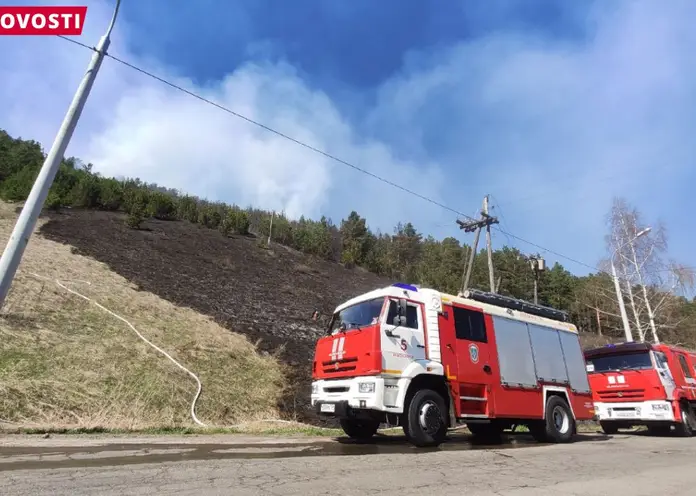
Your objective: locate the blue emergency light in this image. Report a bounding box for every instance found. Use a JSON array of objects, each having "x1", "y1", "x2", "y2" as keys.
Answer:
[{"x1": 392, "y1": 282, "x2": 418, "y2": 292}]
